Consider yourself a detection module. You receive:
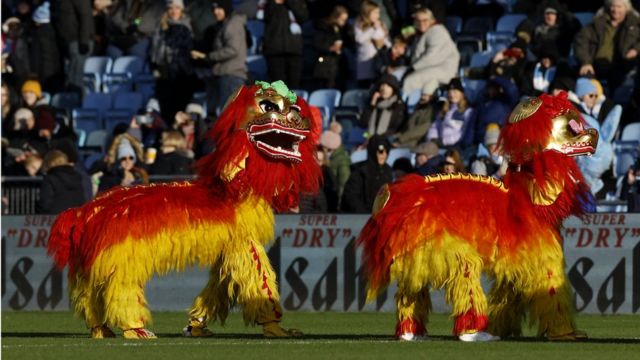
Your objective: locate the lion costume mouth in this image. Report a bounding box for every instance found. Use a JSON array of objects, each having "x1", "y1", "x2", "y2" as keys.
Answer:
[
  {"x1": 549, "y1": 113, "x2": 599, "y2": 157},
  {"x1": 249, "y1": 122, "x2": 308, "y2": 162}
]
